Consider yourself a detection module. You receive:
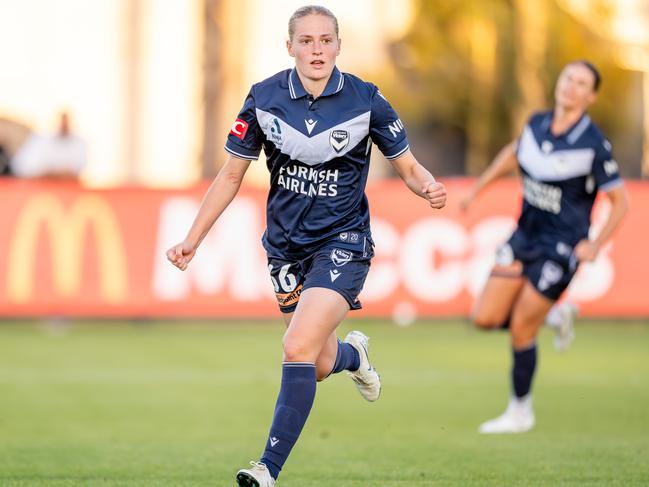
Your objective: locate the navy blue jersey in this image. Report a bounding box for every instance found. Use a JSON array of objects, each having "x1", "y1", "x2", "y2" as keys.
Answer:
[
  {"x1": 515, "y1": 111, "x2": 623, "y2": 246},
  {"x1": 225, "y1": 67, "x2": 409, "y2": 259}
]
